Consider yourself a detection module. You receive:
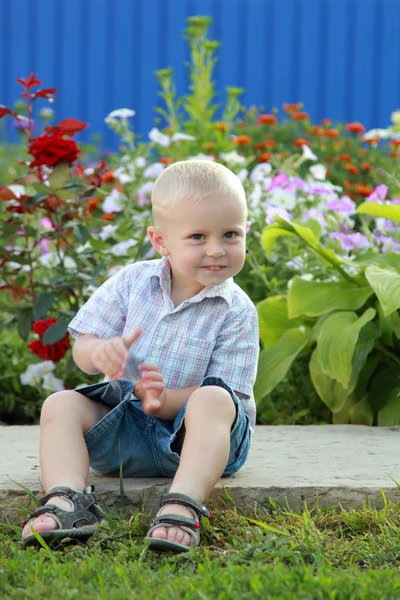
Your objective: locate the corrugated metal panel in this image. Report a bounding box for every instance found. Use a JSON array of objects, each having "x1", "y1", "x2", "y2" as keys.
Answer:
[{"x1": 0, "y1": 0, "x2": 399, "y2": 148}]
